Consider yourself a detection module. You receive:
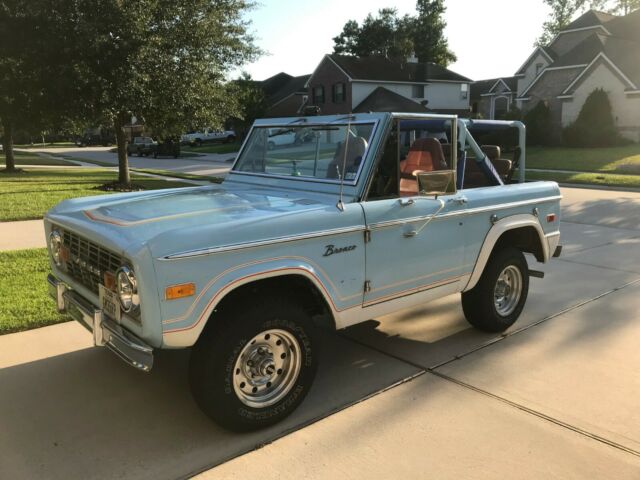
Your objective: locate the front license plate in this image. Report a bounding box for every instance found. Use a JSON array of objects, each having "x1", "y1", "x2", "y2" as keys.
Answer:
[{"x1": 99, "y1": 284, "x2": 121, "y2": 323}]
